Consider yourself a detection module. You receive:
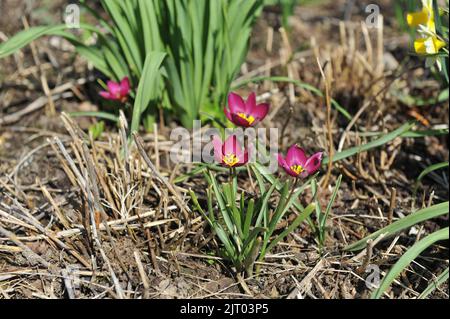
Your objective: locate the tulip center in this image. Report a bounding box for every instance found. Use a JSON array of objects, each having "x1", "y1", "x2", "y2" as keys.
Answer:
[
  {"x1": 119, "y1": 94, "x2": 128, "y2": 103},
  {"x1": 237, "y1": 113, "x2": 255, "y2": 125},
  {"x1": 223, "y1": 153, "x2": 239, "y2": 167},
  {"x1": 290, "y1": 165, "x2": 304, "y2": 175}
]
